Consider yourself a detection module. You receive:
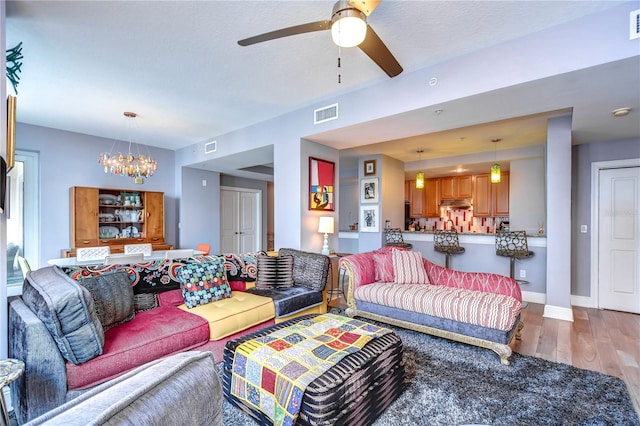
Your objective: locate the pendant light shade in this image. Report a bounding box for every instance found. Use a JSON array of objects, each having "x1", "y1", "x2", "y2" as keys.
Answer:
[
  {"x1": 416, "y1": 171, "x2": 425, "y2": 189},
  {"x1": 331, "y1": 6, "x2": 367, "y2": 48},
  {"x1": 490, "y1": 163, "x2": 501, "y2": 183},
  {"x1": 490, "y1": 138, "x2": 501, "y2": 184},
  {"x1": 415, "y1": 149, "x2": 425, "y2": 188}
]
